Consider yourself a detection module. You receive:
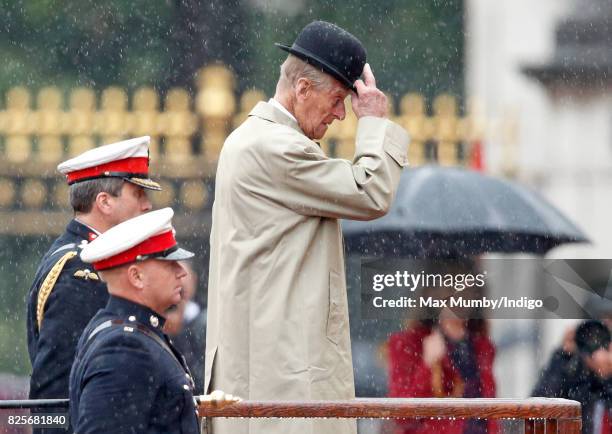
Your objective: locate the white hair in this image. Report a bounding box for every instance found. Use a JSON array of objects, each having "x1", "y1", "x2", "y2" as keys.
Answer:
[{"x1": 276, "y1": 55, "x2": 335, "y2": 93}]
